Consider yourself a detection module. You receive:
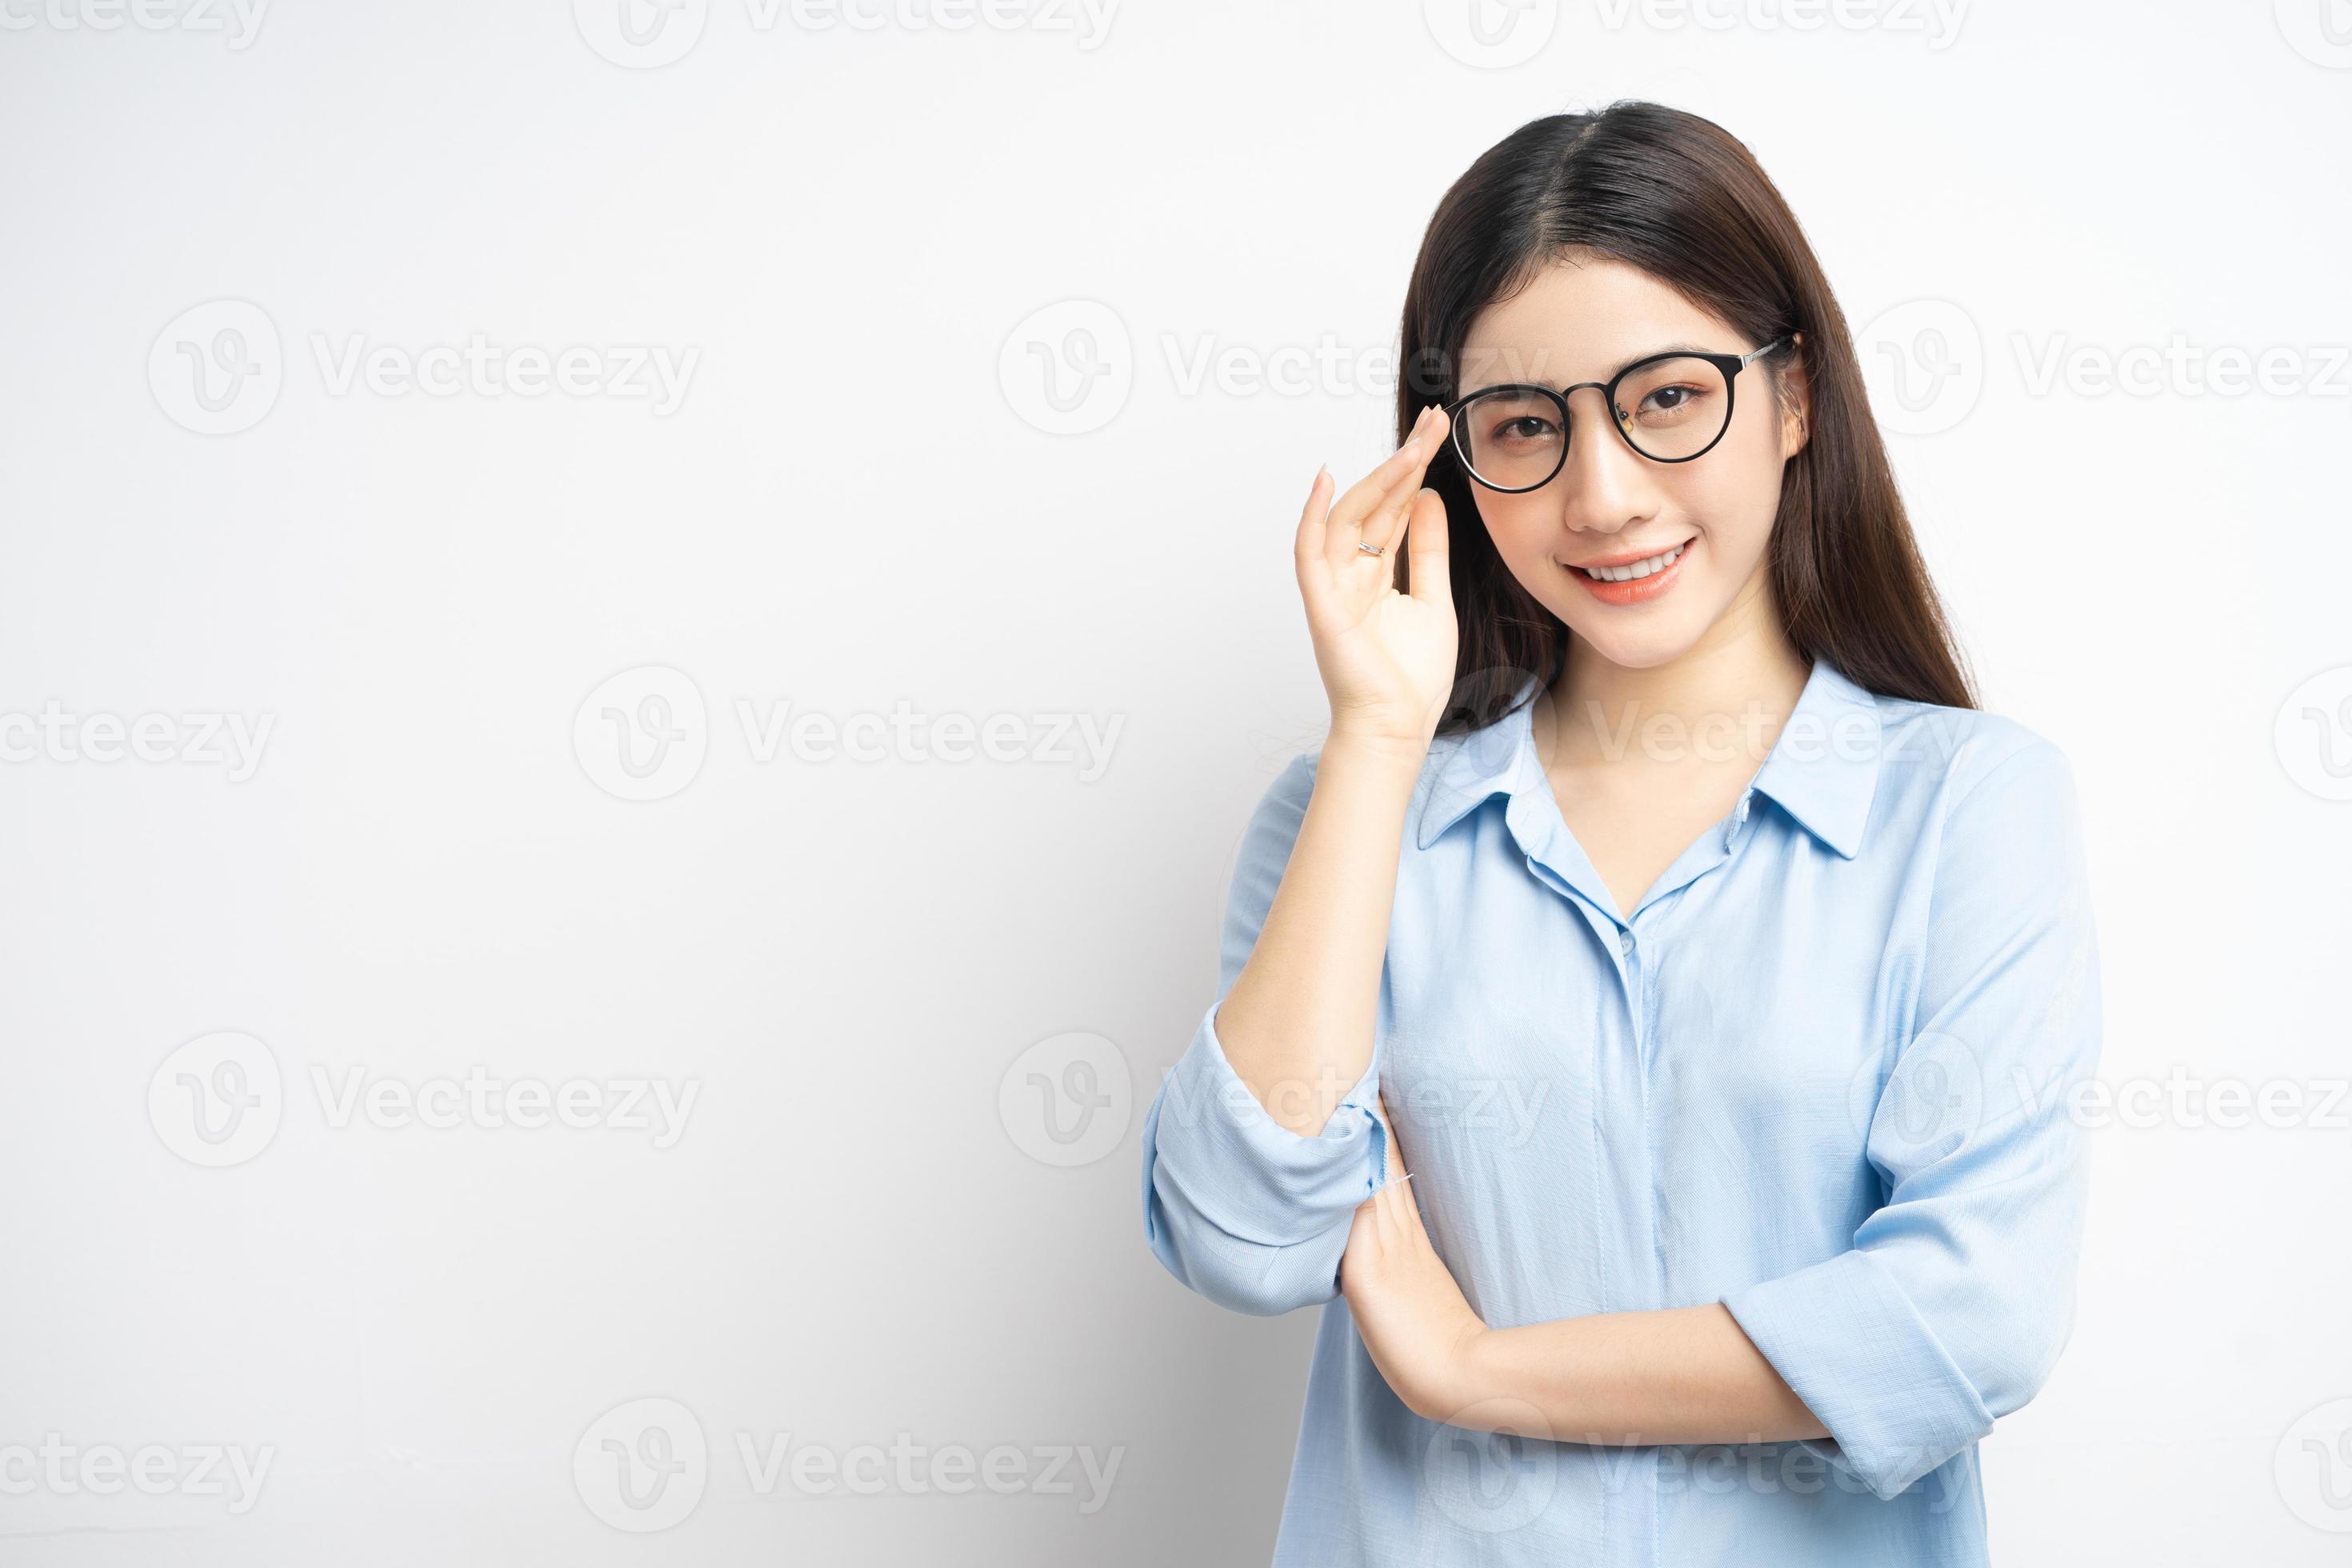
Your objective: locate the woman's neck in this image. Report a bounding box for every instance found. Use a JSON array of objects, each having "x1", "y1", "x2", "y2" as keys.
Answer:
[{"x1": 1542, "y1": 594, "x2": 1810, "y2": 770}]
